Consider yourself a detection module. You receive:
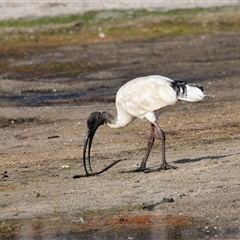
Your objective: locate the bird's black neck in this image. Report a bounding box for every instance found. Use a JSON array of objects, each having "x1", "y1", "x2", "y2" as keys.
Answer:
[{"x1": 102, "y1": 111, "x2": 117, "y2": 125}]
